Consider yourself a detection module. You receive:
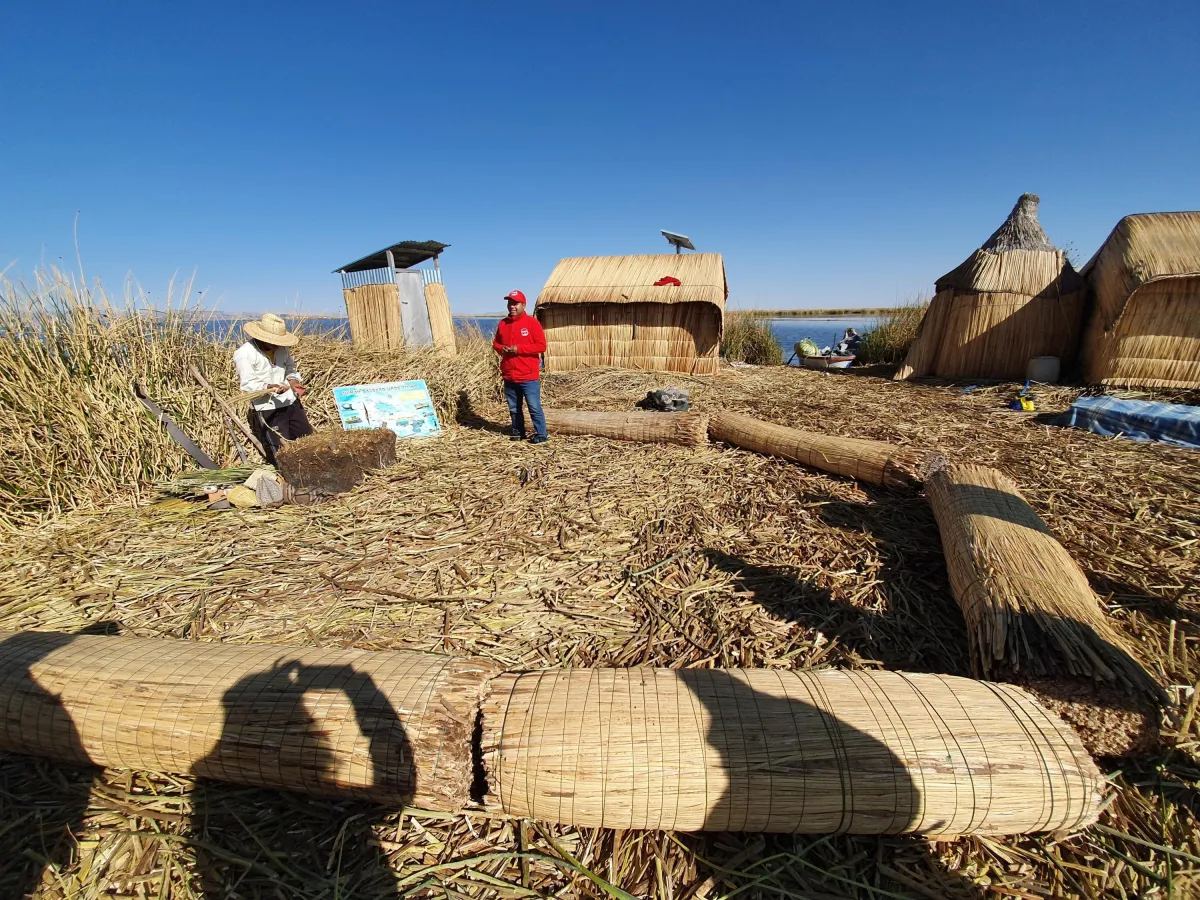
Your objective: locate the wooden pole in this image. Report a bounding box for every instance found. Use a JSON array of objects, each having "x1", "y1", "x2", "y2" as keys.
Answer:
[{"x1": 190, "y1": 365, "x2": 267, "y2": 460}]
